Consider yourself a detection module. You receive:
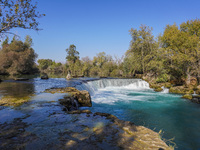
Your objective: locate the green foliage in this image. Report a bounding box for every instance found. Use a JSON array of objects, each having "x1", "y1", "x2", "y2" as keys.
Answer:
[
  {"x1": 66, "y1": 45, "x2": 79, "y2": 64},
  {"x1": 156, "y1": 74, "x2": 170, "y2": 83},
  {"x1": 0, "y1": 0, "x2": 45, "y2": 37},
  {"x1": 0, "y1": 35, "x2": 38, "y2": 75},
  {"x1": 37, "y1": 59, "x2": 53, "y2": 70}
]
